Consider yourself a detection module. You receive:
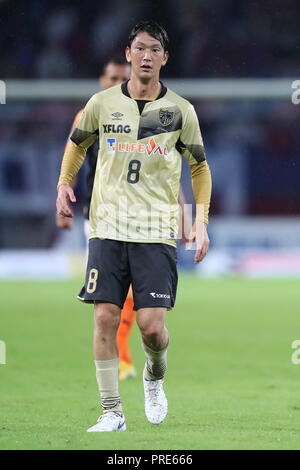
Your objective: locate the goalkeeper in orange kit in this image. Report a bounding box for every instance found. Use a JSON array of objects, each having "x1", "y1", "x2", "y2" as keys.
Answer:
[{"x1": 56, "y1": 57, "x2": 136, "y2": 380}]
